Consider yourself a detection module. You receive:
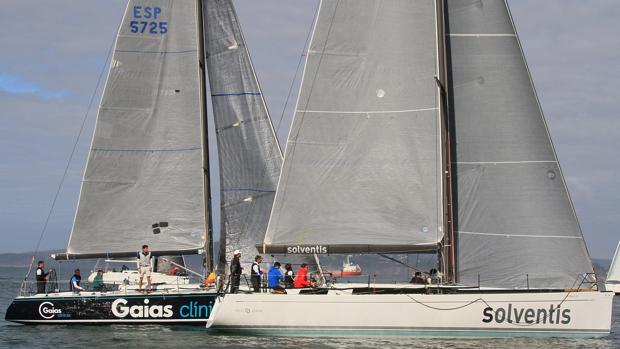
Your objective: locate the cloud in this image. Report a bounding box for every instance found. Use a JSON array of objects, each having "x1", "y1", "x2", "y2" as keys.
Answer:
[{"x1": 0, "y1": 73, "x2": 69, "y2": 99}]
